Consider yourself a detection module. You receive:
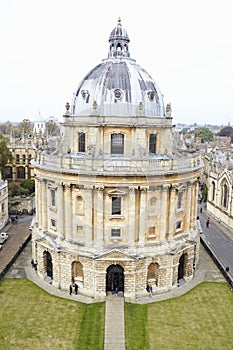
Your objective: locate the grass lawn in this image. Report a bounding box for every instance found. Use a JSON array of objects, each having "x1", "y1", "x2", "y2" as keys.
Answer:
[
  {"x1": 125, "y1": 282, "x2": 233, "y2": 350},
  {"x1": 0, "y1": 279, "x2": 105, "y2": 350}
]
